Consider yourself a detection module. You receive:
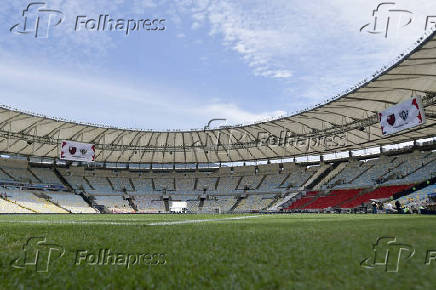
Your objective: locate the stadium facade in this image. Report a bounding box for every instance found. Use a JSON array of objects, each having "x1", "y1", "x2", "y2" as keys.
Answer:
[{"x1": 1, "y1": 30, "x2": 436, "y2": 214}]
